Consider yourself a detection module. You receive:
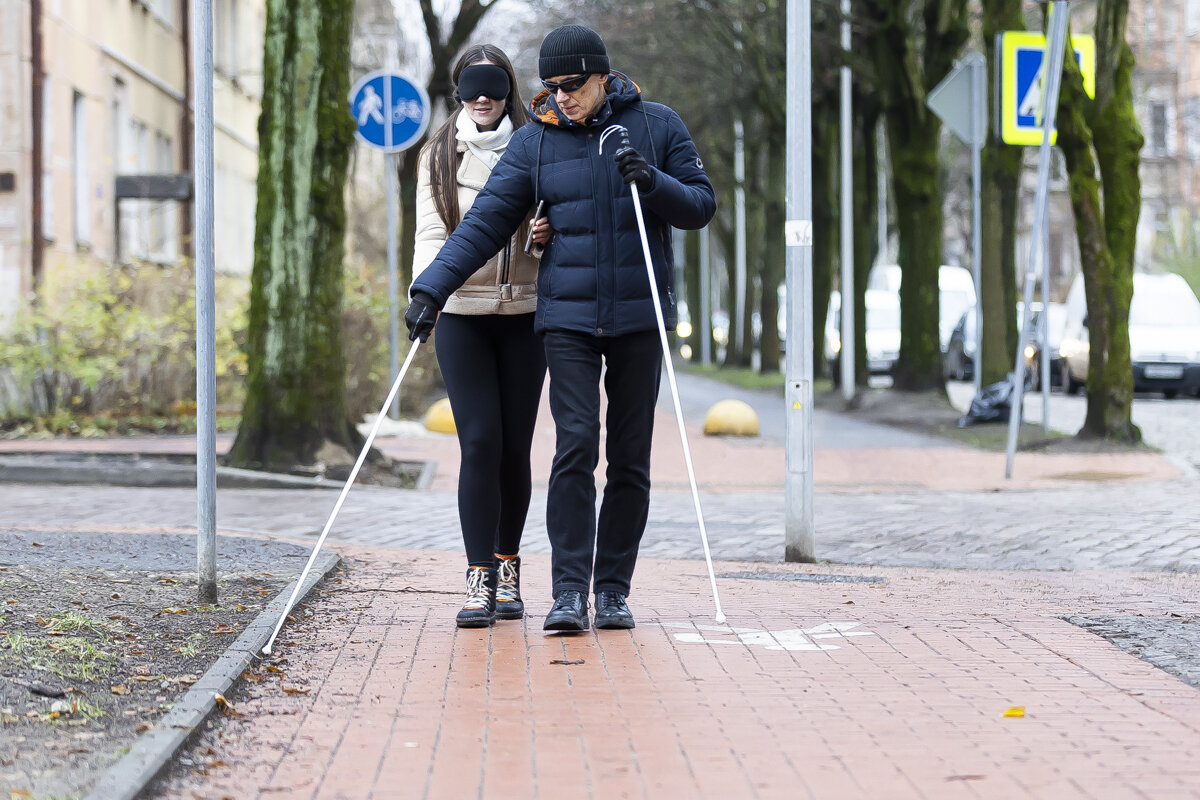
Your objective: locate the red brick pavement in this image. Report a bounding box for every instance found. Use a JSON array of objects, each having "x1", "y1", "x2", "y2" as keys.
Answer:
[{"x1": 148, "y1": 545, "x2": 1200, "y2": 800}]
